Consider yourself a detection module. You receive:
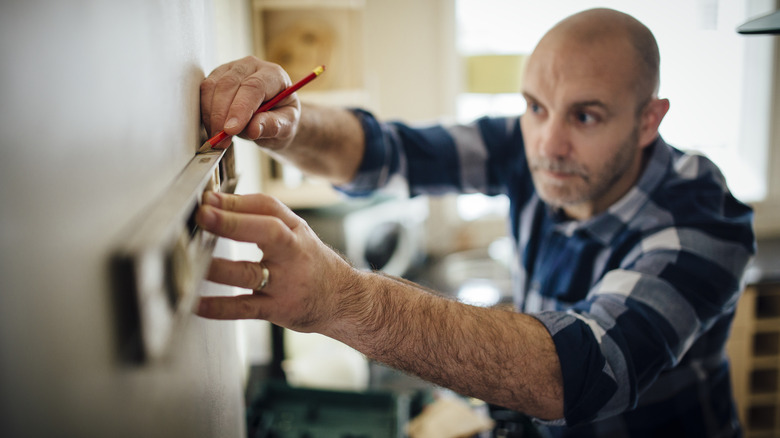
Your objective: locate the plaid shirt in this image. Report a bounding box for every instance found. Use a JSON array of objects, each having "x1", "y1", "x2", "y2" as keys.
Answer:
[{"x1": 340, "y1": 110, "x2": 756, "y2": 437}]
